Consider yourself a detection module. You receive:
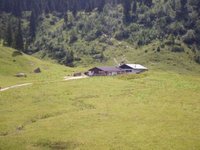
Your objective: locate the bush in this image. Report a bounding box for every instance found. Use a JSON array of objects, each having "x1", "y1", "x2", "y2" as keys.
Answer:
[
  {"x1": 99, "y1": 35, "x2": 109, "y2": 43},
  {"x1": 50, "y1": 20, "x2": 55, "y2": 25},
  {"x1": 160, "y1": 44, "x2": 165, "y2": 48},
  {"x1": 157, "y1": 47, "x2": 161, "y2": 52},
  {"x1": 167, "y1": 21, "x2": 186, "y2": 35},
  {"x1": 114, "y1": 30, "x2": 129, "y2": 41},
  {"x1": 64, "y1": 50, "x2": 74, "y2": 67},
  {"x1": 195, "y1": 56, "x2": 200, "y2": 64},
  {"x1": 129, "y1": 23, "x2": 140, "y2": 32},
  {"x1": 85, "y1": 33, "x2": 96, "y2": 41},
  {"x1": 165, "y1": 35, "x2": 175, "y2": 45},
  {"x1": 182, "y1": 30, "x2": 196, "y2": 44},
  {"x1": 69, "y1": 34, "x2": 78, "y2": 44},
  {"x1": 54, "y1": 51, "x2": 65, "y2": 59},
  {"x1": 12, "y1": 51, "x2": 23, "y2": 57},
  {"x1": 171, "y1": 45, "x2": 184, "y2": 52}
]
